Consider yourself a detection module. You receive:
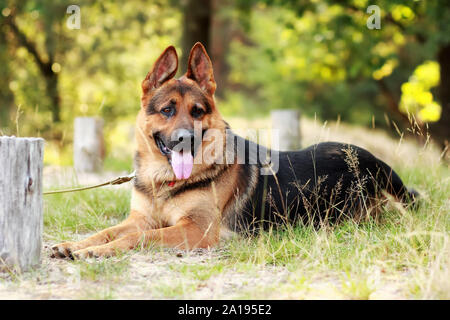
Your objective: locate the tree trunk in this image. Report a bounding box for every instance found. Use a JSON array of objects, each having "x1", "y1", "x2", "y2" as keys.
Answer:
[
  {"x1": 4, "y1": 13, "x2": 61, "y2": 123},
  {"x1": 210, "y1": 0, "x2": 232, "y2": 98},
  {"x1": 0, "y1": 136, "x2": 44, "y2": 272},
  {"x1": 46, "y1": 72, "x2": 61, "y2": 123},
  {"x1": 430, "y1": 43, "x2": 450, "y2": 149},
  {"x1": 0, "y1": 31, "x2": 14, "y2": 131},
  {"x1": 181, "y1": 0, "x2": 212, "y2": 72}
]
